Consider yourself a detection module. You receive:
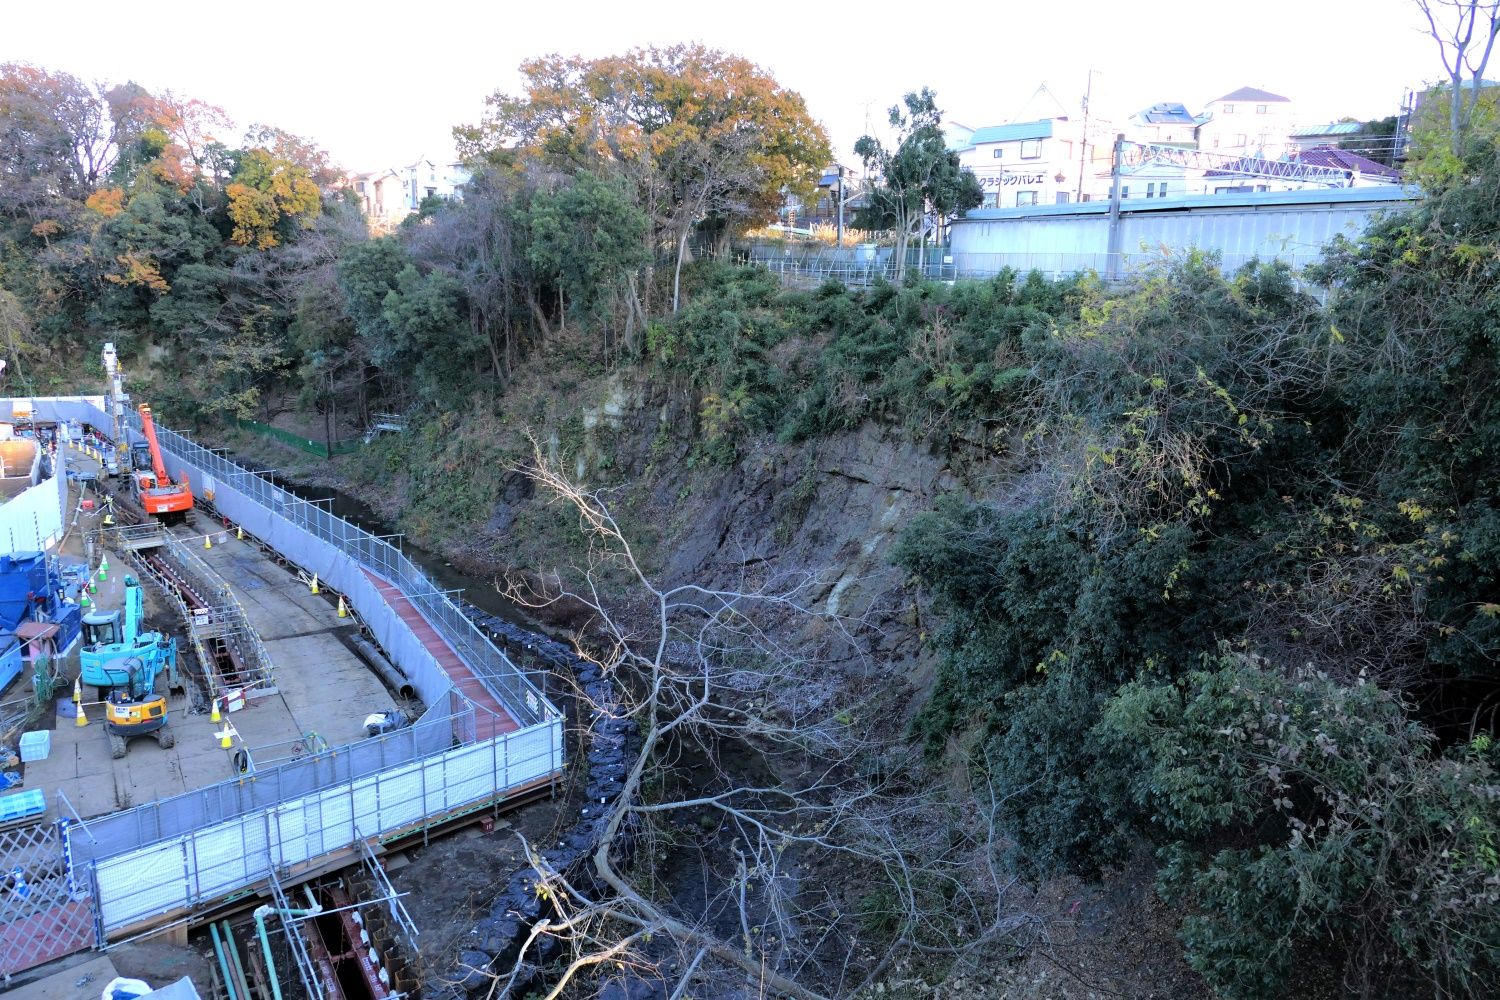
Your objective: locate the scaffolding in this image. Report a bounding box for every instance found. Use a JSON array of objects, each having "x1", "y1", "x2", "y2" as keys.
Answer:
[
  {"x1": 126, "y1": 529, "x2": 276, "y2": 701},
  {"x1": 1121, "y1": 141, "x2": 1358, "y2": 186}
]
